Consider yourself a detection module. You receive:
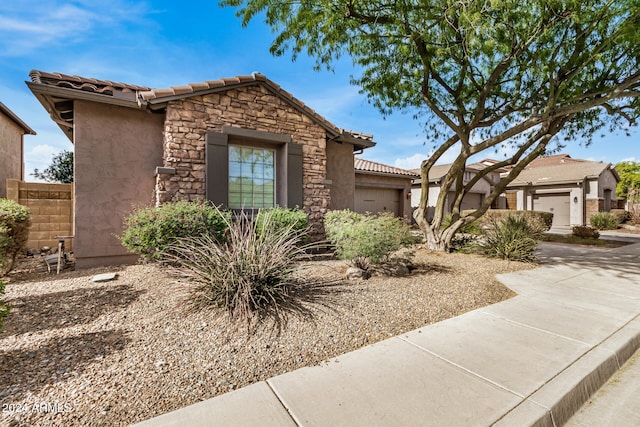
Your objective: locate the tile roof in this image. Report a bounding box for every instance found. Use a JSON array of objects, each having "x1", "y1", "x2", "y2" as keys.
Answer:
[
  {"x1": 29, "y1": 70, "x2": 150, "y2": 96},
  {"x1": 411, "y1": 161, "x2": 501, "y2": 183},
  {"x1": 0, "y1": 101, "x2": 36, "y2": 135},
  {"x1": 27, "y1": 70, "x2": 375, "y2": 147},
  {"x1": 138, "y1": 74, "x2": 264, "y2": 101},
  {"x1": 509, "y1": 161, "x2": 615, "y2": 186},
  {"x1": 526, "y1": 154, "x2": 589, "y2": 169},
  {"x1": 355, "y1": 158, "x2": 419, "y2": 177}
]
